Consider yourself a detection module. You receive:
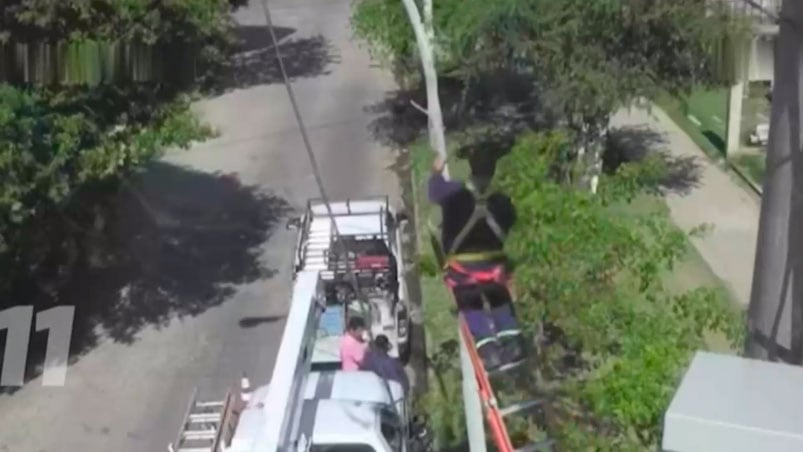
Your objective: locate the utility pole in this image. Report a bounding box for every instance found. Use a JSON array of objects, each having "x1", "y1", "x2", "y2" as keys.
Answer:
[{"x1": 745, "y1": 0, "x2": 803, "y2": 363}]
